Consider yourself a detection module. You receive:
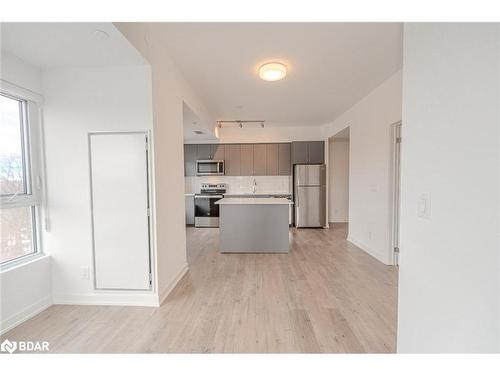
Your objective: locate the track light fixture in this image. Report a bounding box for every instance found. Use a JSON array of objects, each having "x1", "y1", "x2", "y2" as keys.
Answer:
[{"x1": 216, "y1": 120, "x2": 266, "y2": 129}]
